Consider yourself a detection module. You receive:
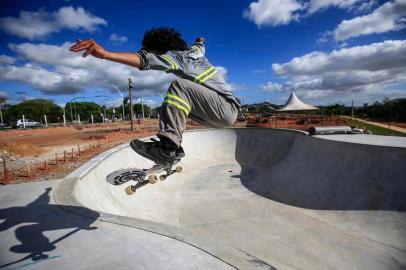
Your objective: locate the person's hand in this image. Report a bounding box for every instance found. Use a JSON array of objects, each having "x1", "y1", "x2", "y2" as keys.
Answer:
[
  {"x1": 69, "y1": 39, "x2": 110, "y2": 59},
  {"x1": 196, "y1": 37, "x2": 205, "y2": 43}
]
